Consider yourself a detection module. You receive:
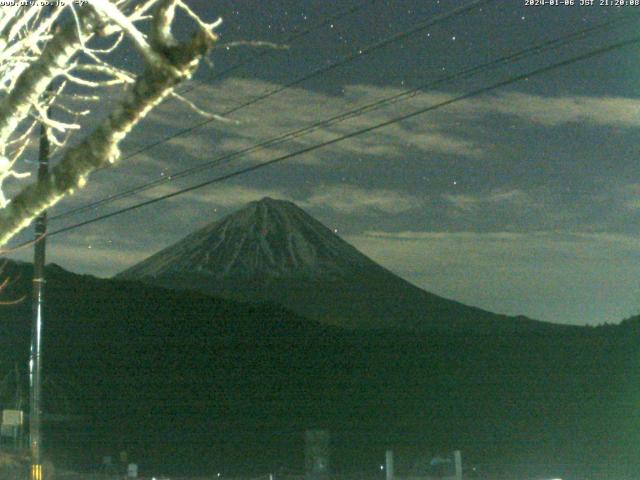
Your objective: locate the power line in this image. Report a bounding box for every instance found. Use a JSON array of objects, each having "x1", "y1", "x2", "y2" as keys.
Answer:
[
  {"x1": 51, "y1": 0, "x2": 492, "y2": 220},
  {"x1": 49, "y1": 13, "x2": 639, "y2": 222},
  {"x1": 42, "y1": 35, "x2": 640, "y2": 240},
  {"x1": 60, "y1": 0, "x2": 491, "y2": 179}
]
